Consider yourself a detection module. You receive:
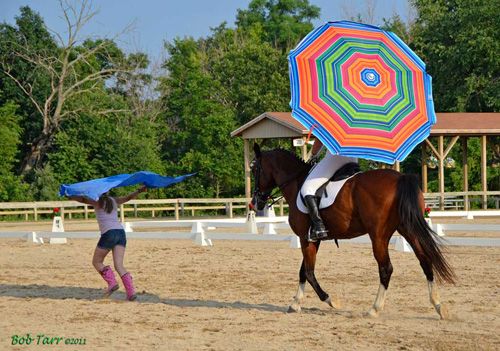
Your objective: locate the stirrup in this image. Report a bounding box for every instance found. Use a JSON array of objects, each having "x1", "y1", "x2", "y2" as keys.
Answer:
[{"x1": 308, "y1": 228, "x2": 328, "y2": 242}]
